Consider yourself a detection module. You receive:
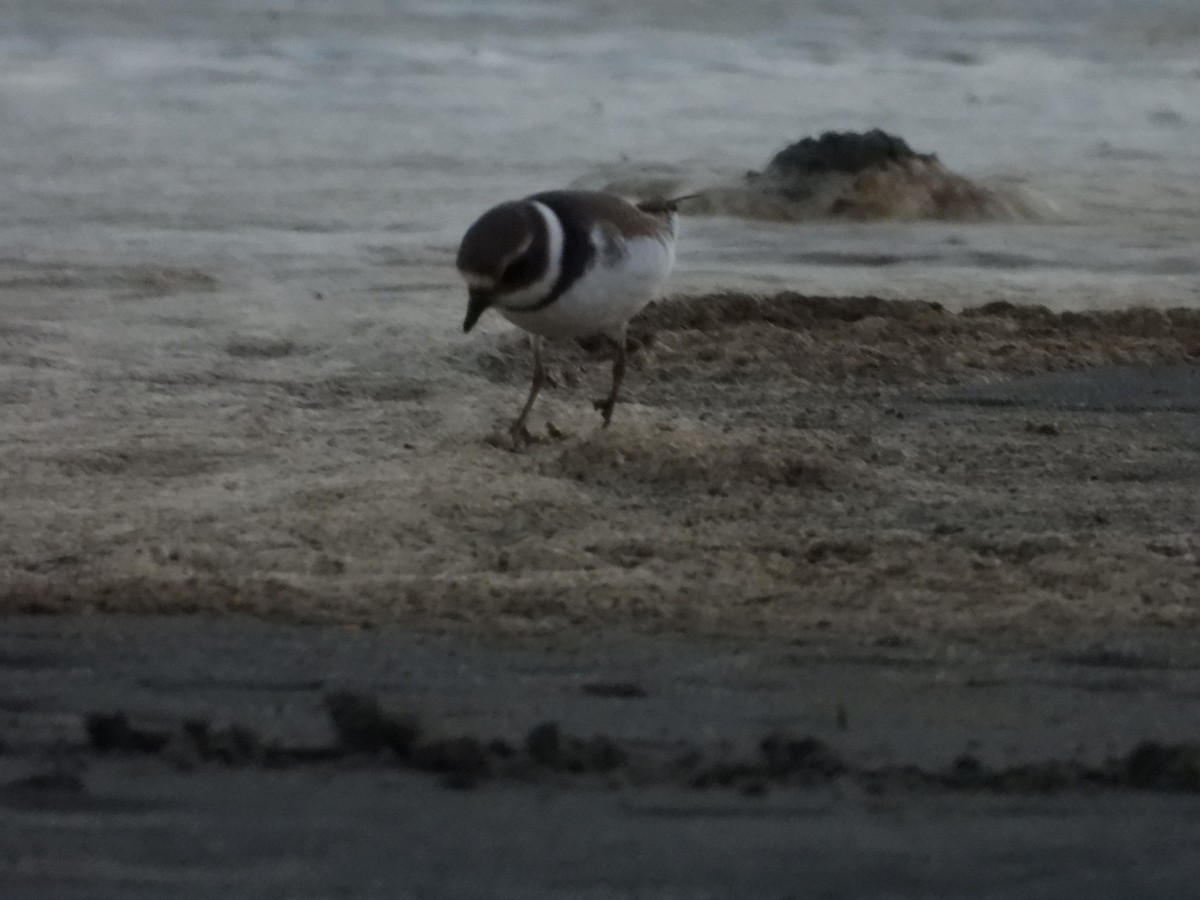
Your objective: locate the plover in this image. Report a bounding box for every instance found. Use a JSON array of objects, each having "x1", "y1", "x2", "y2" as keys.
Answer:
[{"x1": 457, "y1": 190, "x2": 684, "y2": 439}]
